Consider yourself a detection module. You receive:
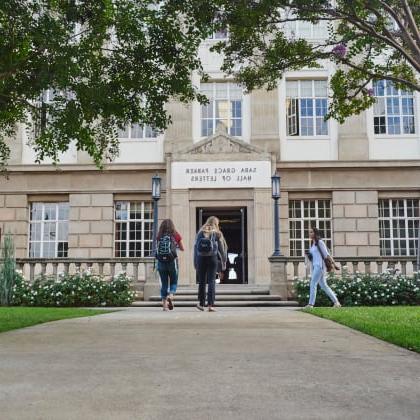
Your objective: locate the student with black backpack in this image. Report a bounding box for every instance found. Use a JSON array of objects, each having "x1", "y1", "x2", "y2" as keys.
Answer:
[
  {"x1": 155, "y1": 219, "x2": 184, "y2": 311},
  {"x1": 194, "y1": 216, "x2": 227, "y2": 312}
]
